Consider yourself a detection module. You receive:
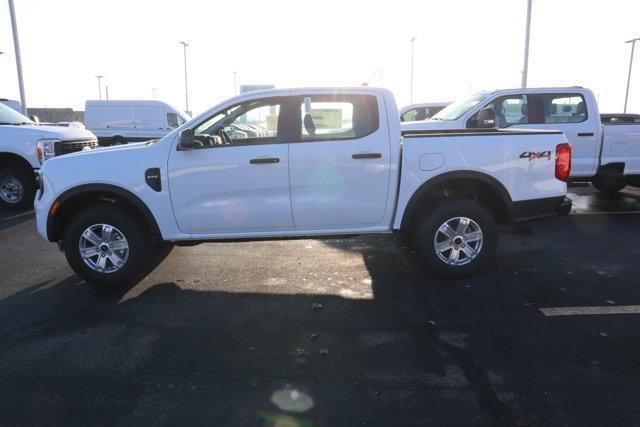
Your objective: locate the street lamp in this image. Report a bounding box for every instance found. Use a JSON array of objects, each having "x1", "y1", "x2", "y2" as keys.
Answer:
[
  {"x1": 95, "y1": 75, "x2": 104, "y2": 100},
  {"x1": 409, "y1": 37, "x2": 417, "y2": 104},
  {"x1": 180, "y1": 41, "x2": 190, "y2": 116},
  {"x1": 8, "y1": 0, "x2": 27, "y2": 115},
  {"x1": 152, "y1": 87, "x2": 157, "y2": 99},
  {"x1": 233, "y1": 71, "x2": 237, "y2": 96},
  {"x1": 624, "y1": 37, "x2": 640, "y2": 113},
  {"x1": 521, "y1": 0, "x2": 533, "y2": 88}
]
